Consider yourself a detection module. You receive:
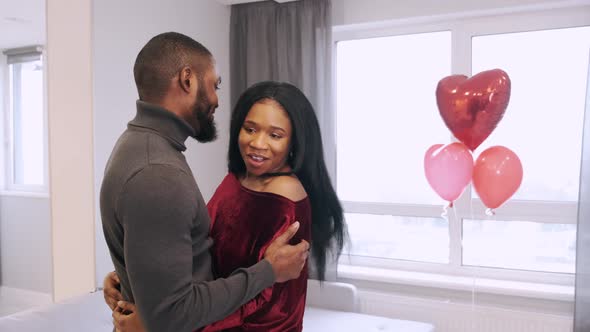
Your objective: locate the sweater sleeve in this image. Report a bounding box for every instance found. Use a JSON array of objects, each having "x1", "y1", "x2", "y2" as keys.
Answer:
[{"x1": 118, "y1": 164, "x2": 275, "y2": 332}]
